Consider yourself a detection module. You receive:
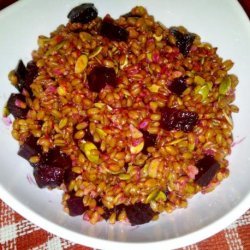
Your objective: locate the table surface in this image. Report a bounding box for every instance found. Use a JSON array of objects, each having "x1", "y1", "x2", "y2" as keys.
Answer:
[{"x1": 0, "y1": 0, "x2": 249, "y2": 249}]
